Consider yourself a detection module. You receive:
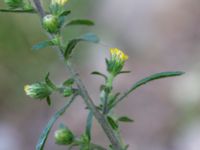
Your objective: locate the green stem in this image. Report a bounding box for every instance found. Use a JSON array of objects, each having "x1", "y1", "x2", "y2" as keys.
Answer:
[
  {"x1": 32, "y1": 1, "x2": 124, "y2": 149},
  {"x1": 102, "y1": 73, "x2": 114, "y2": 114},
  {"x1": 65, "y1": 61, "x2": 123, "y2": 150}
]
